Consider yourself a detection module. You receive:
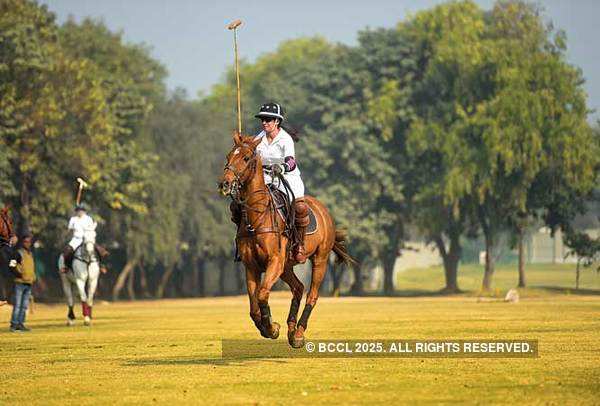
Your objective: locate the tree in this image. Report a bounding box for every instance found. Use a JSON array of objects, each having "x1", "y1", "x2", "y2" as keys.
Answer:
[
  {"x1": 563, "y1": 230, "x2": 600, "y2": 290},
  {"x1": 404, "y1": 0, "x2": 598, "y2": 292}
]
